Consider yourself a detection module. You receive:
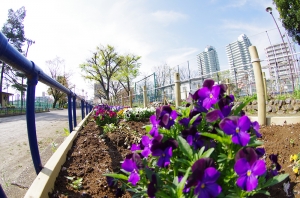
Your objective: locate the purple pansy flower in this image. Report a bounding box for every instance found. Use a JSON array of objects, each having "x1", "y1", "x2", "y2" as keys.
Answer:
[
  {"x1": 194, "y1": 167, "x2": 222, "y2": 198},
  {"x1": 251, "y1": 121, "x2": 262, "y2": 138},
  {"x1": 149, "y1": 115, "x2": 163, "y2": 141},
  {"x1": 255, "y1": 148, "x2": 265, "y2": 158},
  {"x1": 179, "y1": 117, "x2": 190, "y2": 128},
  {"x1": 219, "y1": 116, "x2": 251, "y2": 146},
  {"x1": 156, "y1": 106, "x2": 178, "y2": 129},
  {"x1": 151, "y1": 139, "x2": 178, "y2": 168},
  {"x1": 152, "y1": 147, "x2": 172, "y2": 167},
  {"x1": 234, "y1": 158, "x2": 266, "y2": 191},
  {"x1": 141, "y1": 135, "x2": 152, "y2": 157},
  {"x1": 130, "y1": 144, "x2": 141, "y2": 152},
  {"x1": 206, "y1": 109, "x2": 224, "y2": 122},
  {"x1": 186, "y1": 158, "x2": 221, "y2": 197},
  {"x1": 235, "y1": 147, "x2": 258, "y2": 166},
  {"x1": 122, "y1": 160, "x2": 140, "y2": 185},
  {"x1": 121, "y1": 153, "x2": 142, "y2": 186},
  {"x1": 198, "y1": 79, "x2": 221, "y2": 110},
  {"x1": 218, "y1": 95, "x2": 234, "y2": 117},
  {"x1": 269, "y1": 154, "x2": 281, "y2": 176}
]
